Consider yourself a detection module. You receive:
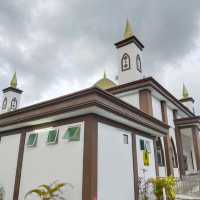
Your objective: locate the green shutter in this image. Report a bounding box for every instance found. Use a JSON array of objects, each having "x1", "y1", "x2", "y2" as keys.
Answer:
[
  {"x1": 140, "y1": 139, "x2": 145, "y2": 150},
  {"x1": 27, "y1": 133, "x2": 38, "y2": 147},
  {"x1": 47, "y1": 130, "x2": 58, "y2": 144},
  {"x1": 63, "y1": 126, "x2": 80, "y2": 141}
]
